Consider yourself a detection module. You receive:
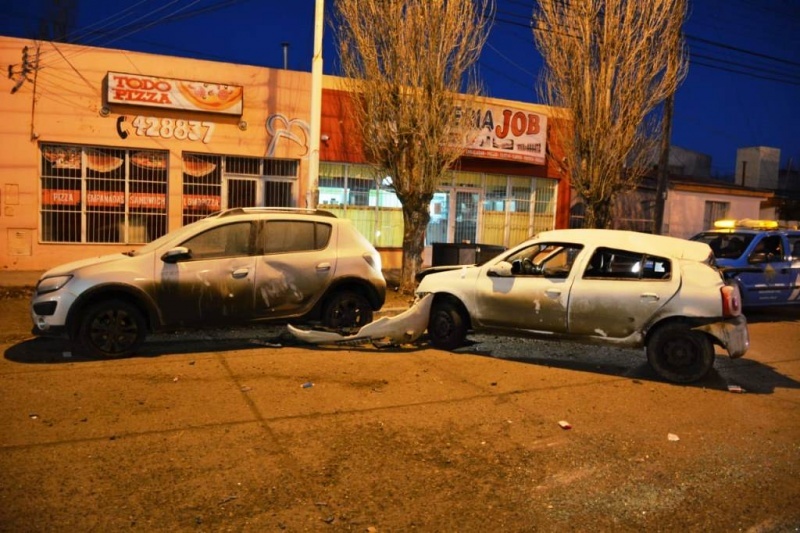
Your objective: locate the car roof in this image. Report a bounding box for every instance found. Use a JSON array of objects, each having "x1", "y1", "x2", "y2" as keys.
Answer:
[{"x1": 536, "y1": 229, "x2": 712, "y2": 261}]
